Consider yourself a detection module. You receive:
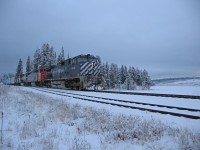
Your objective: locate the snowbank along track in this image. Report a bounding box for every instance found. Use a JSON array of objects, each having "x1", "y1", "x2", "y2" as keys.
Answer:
[{"x1": 30, "y1": 87, "x2": 200, "y2": 120}]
